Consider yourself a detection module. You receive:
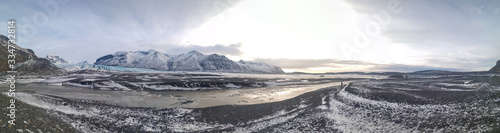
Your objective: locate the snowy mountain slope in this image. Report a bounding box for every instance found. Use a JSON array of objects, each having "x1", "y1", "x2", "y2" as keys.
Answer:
[
  {"x1": 55, "y1": 61, "x2": 164, "y2": 72},
  {"x1": 44, "y1": 54, "x2": 69, "y2": 64},
  {"x1": 55, "y1": 61, "x2": 94, "y2": 72},
  {"x1": 134, "y1": 50, "x2": 172, "y2": 70},
  {"x1": 170, "y1": 50, "x2": 206, "y2": 71},
  {"x1": 237, "y1": 60, "x2": 285, "y2": 74},
  {"x1": 94, "y1": 50, "x2": 285, "y2": 73},
  {"x1": 201, "y1": 54, "x2": 243, "y2": 71},
  {"x1": 14, "y1": 58, "x2": 67, "y2": 75}
]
